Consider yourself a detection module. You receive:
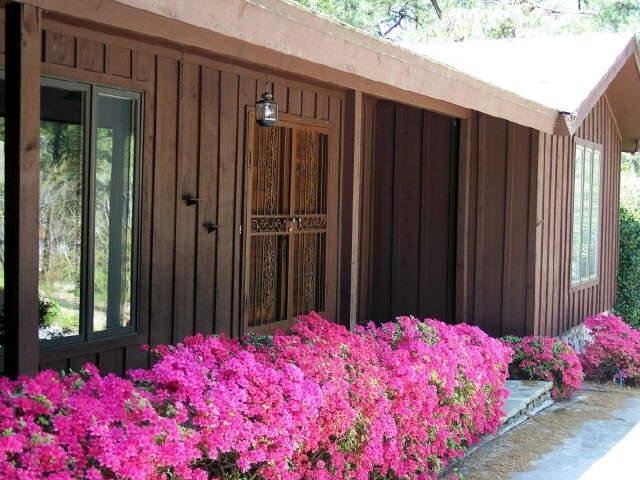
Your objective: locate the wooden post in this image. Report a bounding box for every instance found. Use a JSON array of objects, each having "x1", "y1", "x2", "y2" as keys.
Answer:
[
  {"x1": 455, "y1": 115, "x2": 474, "y2": 324},
  {"x1": 339, "y1": 90, "x2": 363, "y2": 329},
  {"x1": 4, "y1": 2, "x2": 41, "y2": 377}
]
